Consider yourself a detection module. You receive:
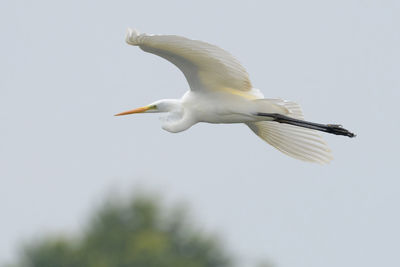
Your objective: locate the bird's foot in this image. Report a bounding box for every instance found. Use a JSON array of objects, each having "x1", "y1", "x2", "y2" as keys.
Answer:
[{"x1": 327, "y1": 124, "x2": 356, "y2": 138}]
